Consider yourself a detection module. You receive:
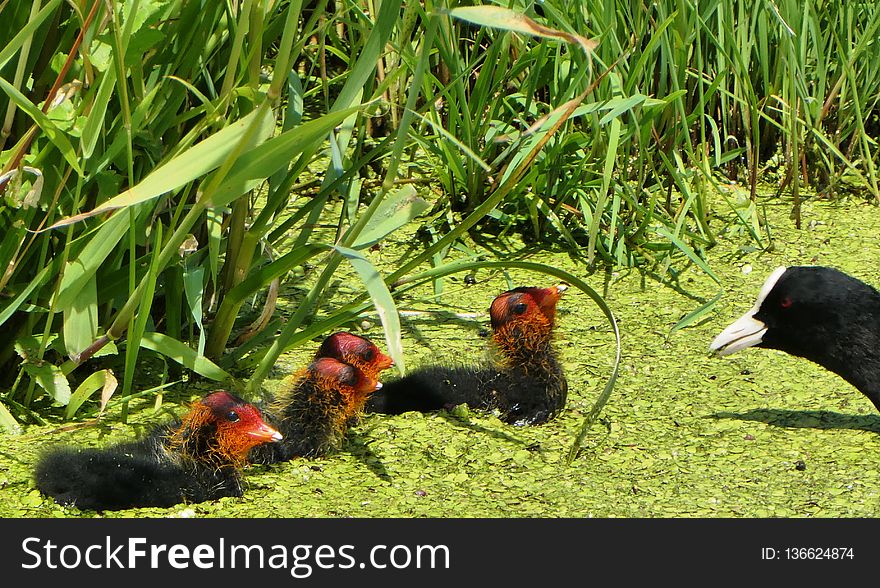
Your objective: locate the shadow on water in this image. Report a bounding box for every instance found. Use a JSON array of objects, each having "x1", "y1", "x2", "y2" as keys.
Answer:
[
  {"x1": 708, "y1": 408, "x2": 880, "y2": 433},
  {"x1": 397, "y1": 310, "x2": 488, "y2": 349},
  {"x1": 437, "y1": 410, "x2": 530, "y2": 447},
  {"x1": 346, "y1": 408, "x2": 533, "y2": 484},
  {"x1": 345, "y1": 430, "x2": 393, "y2": 483}
]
